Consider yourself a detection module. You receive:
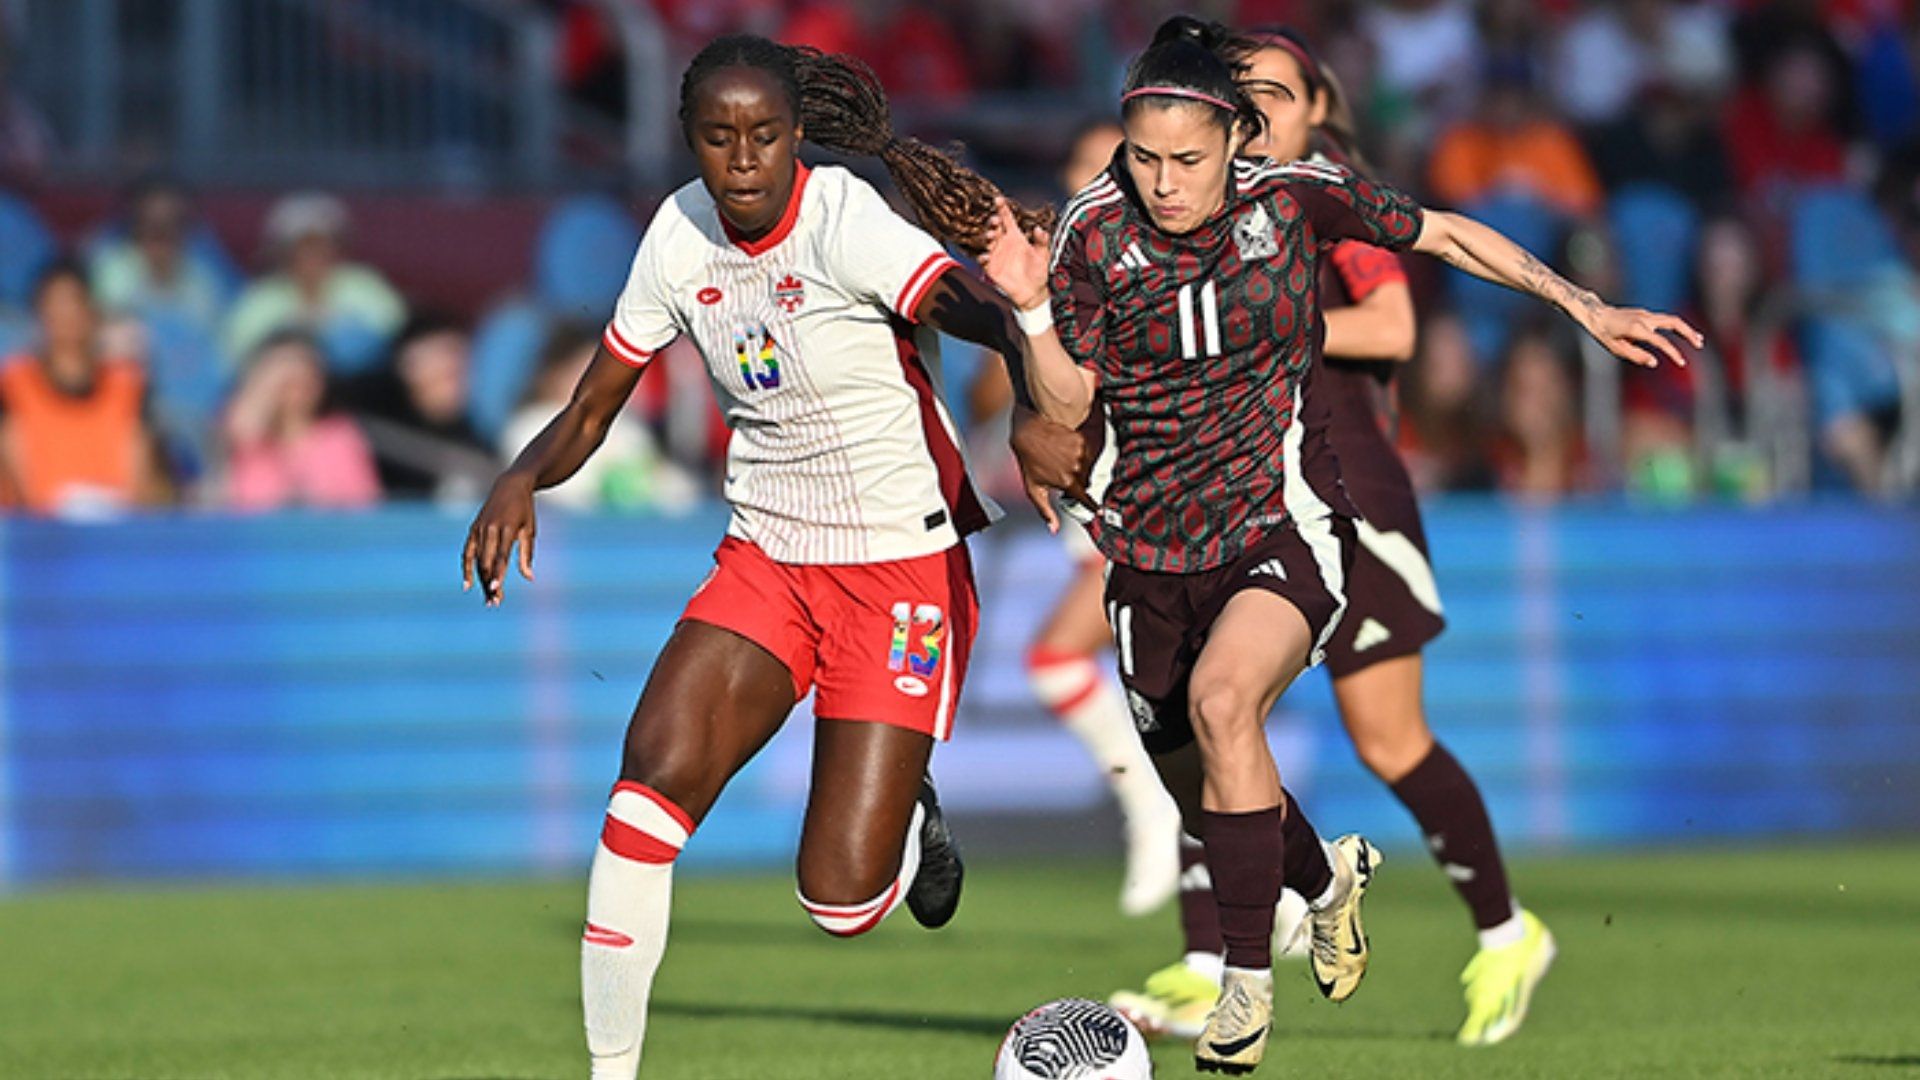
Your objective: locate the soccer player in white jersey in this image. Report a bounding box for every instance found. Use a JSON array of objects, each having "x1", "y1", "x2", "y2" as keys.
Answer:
[{"x1": 460, "y1": 36, "x2": 1049, "y2": 1079}]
